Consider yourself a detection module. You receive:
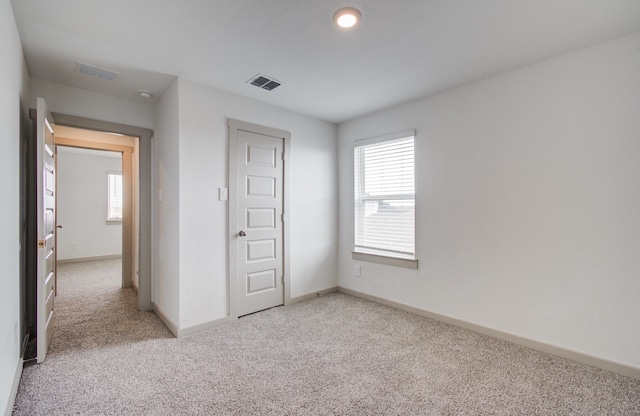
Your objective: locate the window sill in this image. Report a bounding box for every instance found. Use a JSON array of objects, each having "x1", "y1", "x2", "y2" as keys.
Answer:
[
  {"x1": 105, "y1": 220, "x2": 122, "y2": 225},
  {"x1": 352, "y1": 251, "x2": 418, "y2": 269}
]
